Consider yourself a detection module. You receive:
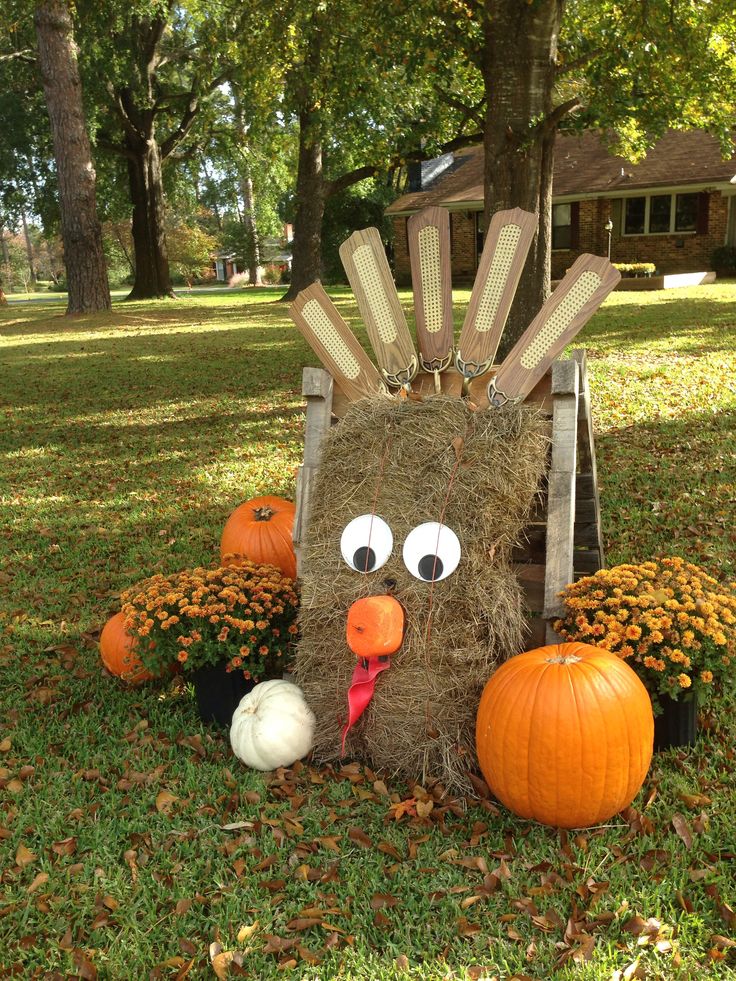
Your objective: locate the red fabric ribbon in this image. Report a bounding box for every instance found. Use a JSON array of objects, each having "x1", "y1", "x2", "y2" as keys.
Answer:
[{"x1": 340, "y1": 657, "x2": 391, "y2": 756}]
